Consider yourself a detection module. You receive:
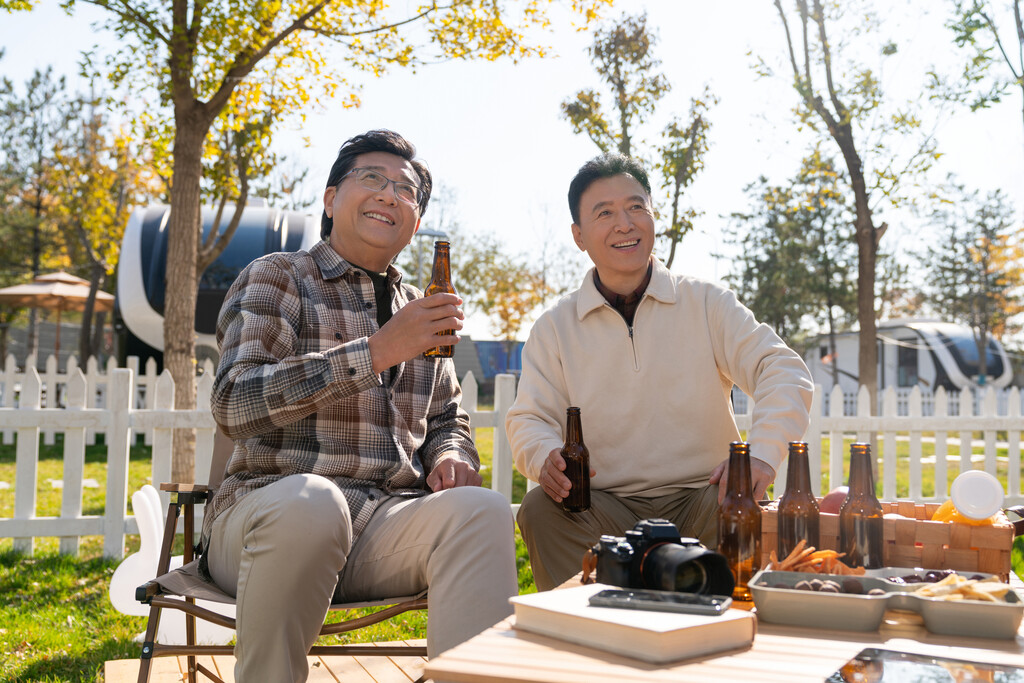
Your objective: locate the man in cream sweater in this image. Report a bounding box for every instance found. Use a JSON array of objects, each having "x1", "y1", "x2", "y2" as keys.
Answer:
[{"x1": 505, "y1": 153, "x2": 814, "y2": 591}]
